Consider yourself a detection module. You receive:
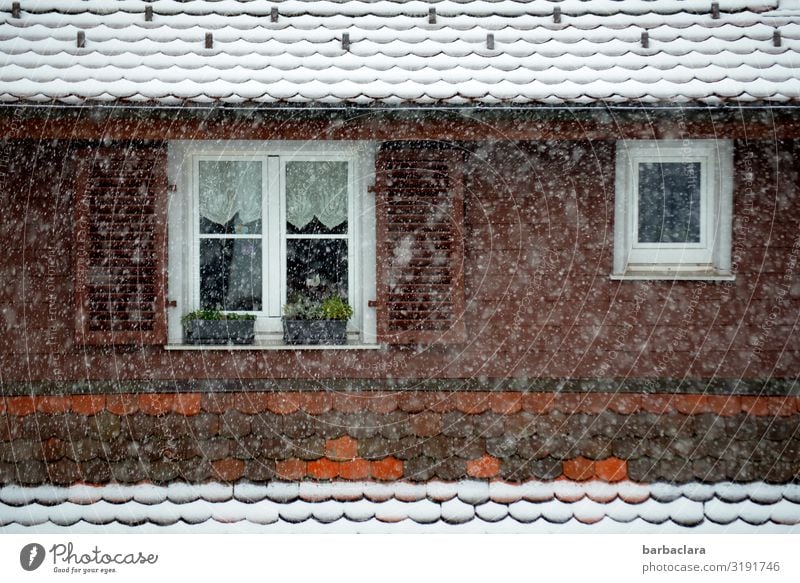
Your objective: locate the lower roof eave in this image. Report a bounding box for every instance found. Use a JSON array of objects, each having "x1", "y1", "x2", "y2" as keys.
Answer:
[{"x1": 1, "y1": 479, "x2": 798, "y2": 534}]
